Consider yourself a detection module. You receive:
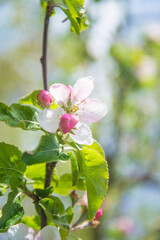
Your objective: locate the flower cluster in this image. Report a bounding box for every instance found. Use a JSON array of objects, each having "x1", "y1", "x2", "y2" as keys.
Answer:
[{"x1": 37, "y1": 77, "x2": 108, "y2": 145}]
